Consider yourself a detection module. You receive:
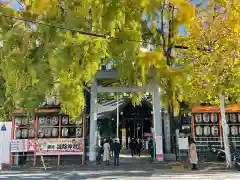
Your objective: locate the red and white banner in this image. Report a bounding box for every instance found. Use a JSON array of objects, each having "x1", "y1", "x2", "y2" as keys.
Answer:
[{"x1": 11, "y1": 138, "x2": 84, "y2": 155}]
